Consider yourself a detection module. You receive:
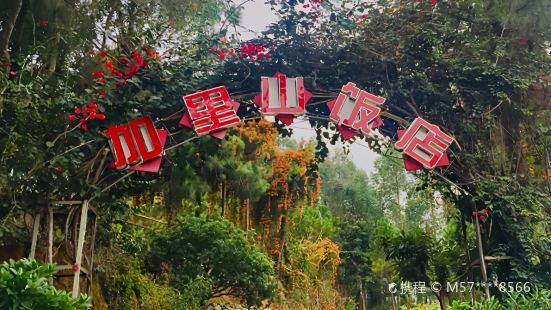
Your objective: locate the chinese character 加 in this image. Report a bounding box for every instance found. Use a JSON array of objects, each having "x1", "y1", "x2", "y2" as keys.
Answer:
[
  {"x1": 105, "y1": 116, "x2": 163, "y2": 170},
  {"x1": 181, "y1": 86, "x2": 241, "y2": 135},
  {"x1": 329, "y1": 82, "x2": 385, "y2": 135},
  {"x1": 395, "y1": 117, "x2": 454, "y2": 169}
]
